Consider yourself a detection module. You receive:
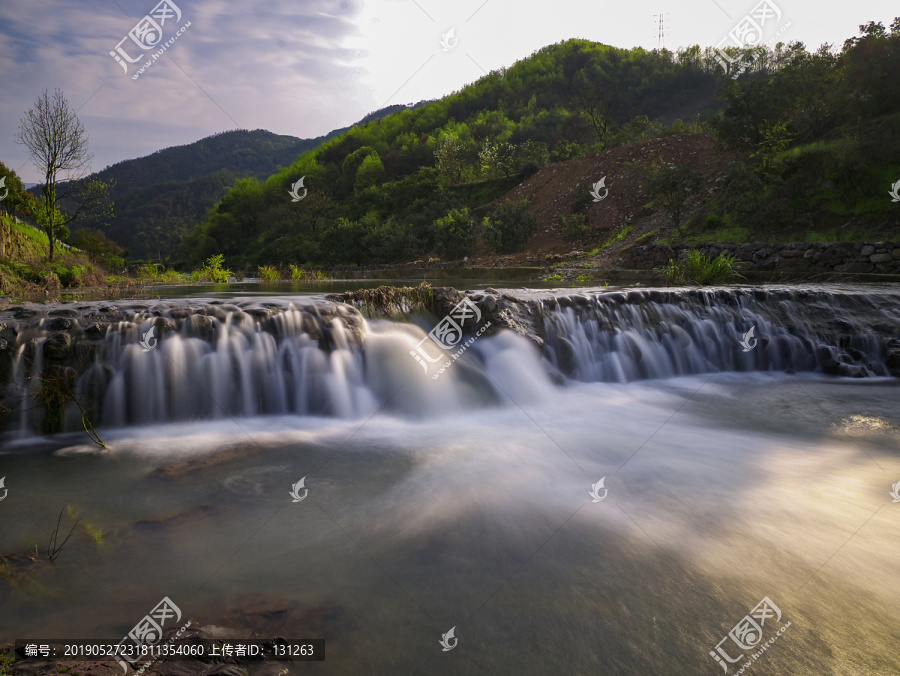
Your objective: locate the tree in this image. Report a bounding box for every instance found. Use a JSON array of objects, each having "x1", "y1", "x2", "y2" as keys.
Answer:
[
  {"x1": 483, "y1": 200, "x2": 537, "y2": 253},
  {"x1": 434, "y1": 132, "x2": 465, "y2": 186},
  {"x1": 574, "y1": 69, "x2": 619, "y2": 147},
  {"x1": 320, "y1": 217, "x2": 368, "y2": 266},
  {"x1": 355, "y1": 153, "x2": 385, "y2": 192},
  {"x1": 0, "y1": 161, "x2": 25, "y2": 214},
  {"x1": 300, "y1": 189, "x2": 335, "y2": 234},
  {"x1": 16, "y1": 89, "x2": 112, "y2": 260},
  {"x1": 434, "y1": 208, "x2": 477, "y2": 259},
  {"x1": 751, "y1": 120, "x2": 793, "y2": 174},
  {"x1": 647, "y1": 164, "x2": 704, "y2": 235},
  {"x1": 479, "y1": 139, "x2": 518, "y2": 179}
]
